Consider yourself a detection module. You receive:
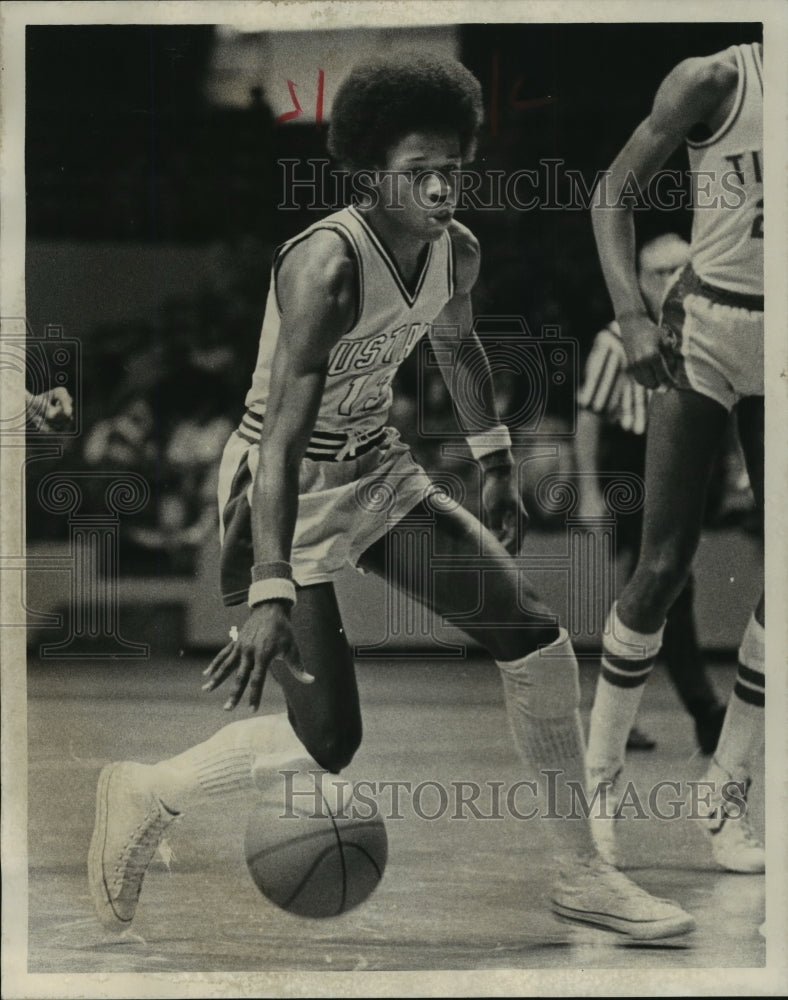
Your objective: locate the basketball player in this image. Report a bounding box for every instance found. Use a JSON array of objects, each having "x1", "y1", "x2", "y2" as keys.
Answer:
[
  {"x1": 89, "y1": 53, "x2": 695, "y2": 939},
  {"x1": 576, "y1": 234, "x2": 726, "y2": 756},
  {"x1": 586, "y1": 42, "x2": 765, "y2": 872}
]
